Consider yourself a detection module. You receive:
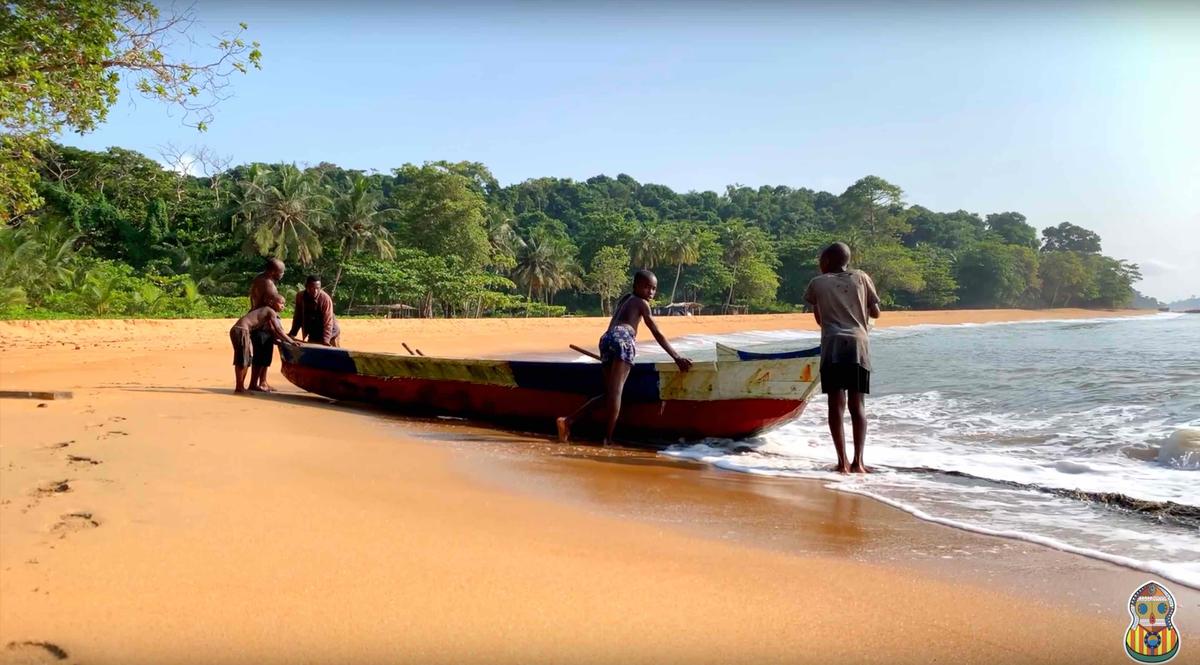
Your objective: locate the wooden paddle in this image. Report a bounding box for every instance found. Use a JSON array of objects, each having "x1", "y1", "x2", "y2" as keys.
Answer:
[{"x1": 569, "y1": 344, "x2": 601, "y2": 361}]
